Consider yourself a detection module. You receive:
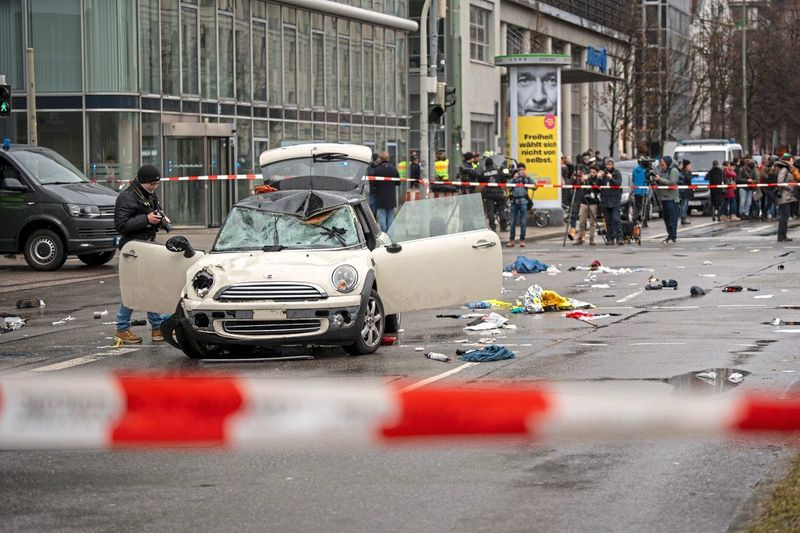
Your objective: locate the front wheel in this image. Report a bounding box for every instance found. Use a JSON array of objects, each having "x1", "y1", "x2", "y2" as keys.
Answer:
[
  {"x1": 24, "y1": 229, "x2": 67, "y2": 271},
  {"x1": 174, "y1": 321, "x2": 223, "y2": 359},
  {"x1": 78, "y1": 250, "x2": 116, "y2": 266},
  {"x1": 345, "y1": 290, "x2": 385, "y2": 355}
]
